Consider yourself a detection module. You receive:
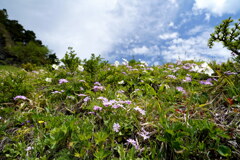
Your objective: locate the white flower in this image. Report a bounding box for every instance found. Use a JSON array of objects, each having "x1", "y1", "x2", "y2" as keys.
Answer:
[
  {"x1": 77, "y1": 65, "x2": 84, "y2": 72},
  {"x1": 122, "y1": 58, "x2": 129, "y2": 65},
  {"x1": 52, "y1": 64, "x2": 59, "y2": 70},
  {"x1": 114, "y1": 61, "x2": 120, "y2": 67},
  {"x1": 45, "y1": 78, "x2": 52, "y2": 83},
  {"x1": 118, "y1": 80, "x2": 125, "y2": 84}
]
